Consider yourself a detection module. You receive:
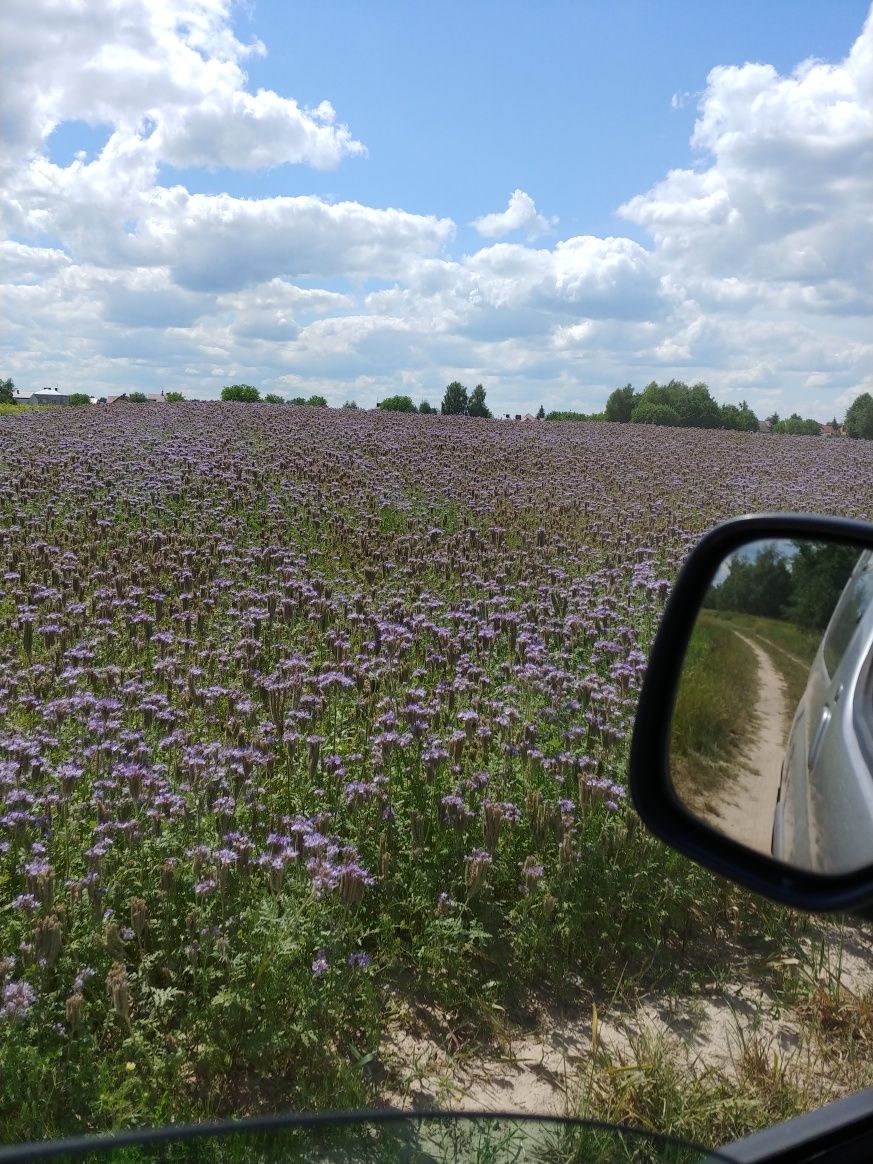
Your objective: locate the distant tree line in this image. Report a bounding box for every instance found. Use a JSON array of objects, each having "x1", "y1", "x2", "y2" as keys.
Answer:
[
  {"x1": 6, "y1": 369, "x2": 871, "y2": 439},
  {"x1": 766, "y1": 413, "x2": 821, "y2": 436},
  {"x1": 704, "y1": 542, "x2": 861, "y2": 631},
  {"x1": 220, "y1": 385, "x2": 328, "y2": 406},
  {"x1": 377, "y1": 382, "x2": 491, "y2": 417},
  {"x1": 542, "y1": 383, "x2": 873, "y2": 441},
  {"x1": 602, "y1": 381, "x2": 760, "y2": 430}
]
